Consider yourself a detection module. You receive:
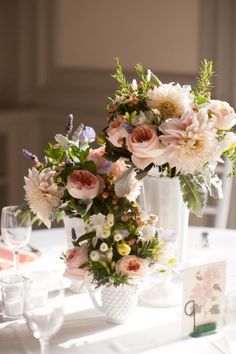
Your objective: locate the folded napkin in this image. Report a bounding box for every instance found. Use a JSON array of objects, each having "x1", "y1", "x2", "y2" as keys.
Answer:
[{"x1": 0, "y1": 245, "x2": 38, "y2": 270}]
